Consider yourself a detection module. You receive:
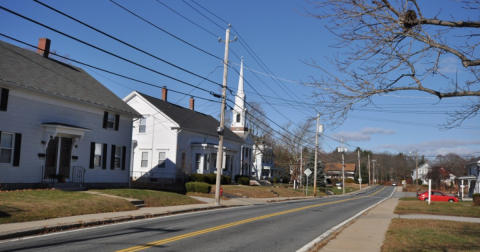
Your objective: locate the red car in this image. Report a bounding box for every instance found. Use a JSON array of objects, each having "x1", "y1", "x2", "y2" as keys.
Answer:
[{"x1": 417, "y1": 190, "x2": 458, "y2": 202}]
